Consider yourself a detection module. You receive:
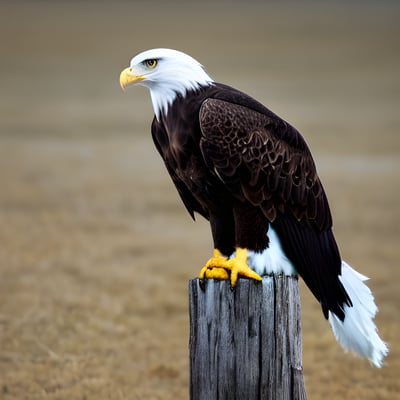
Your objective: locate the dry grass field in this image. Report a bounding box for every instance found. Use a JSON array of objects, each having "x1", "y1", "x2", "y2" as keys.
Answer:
[{"x1": 0, "y1": 1, "x2": 399, "y2": 399}]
